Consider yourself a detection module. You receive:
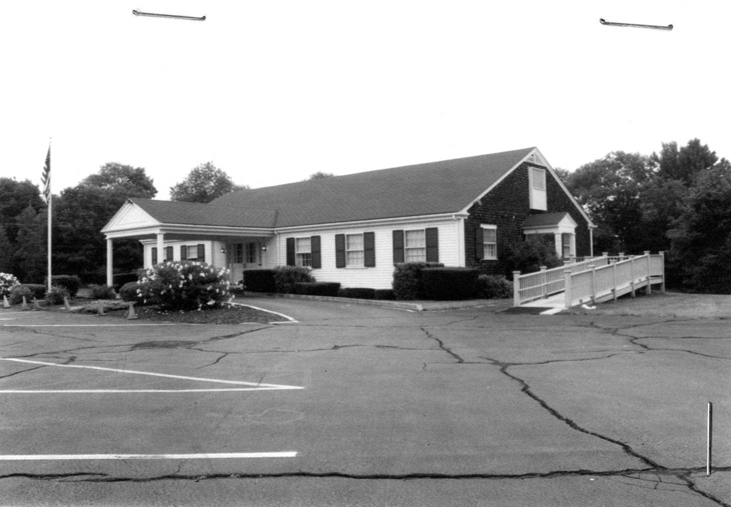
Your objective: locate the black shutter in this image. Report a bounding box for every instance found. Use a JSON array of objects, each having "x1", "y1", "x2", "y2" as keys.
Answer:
[
  {"x1": 426, "y1": 227, "x2": 439, "y2": 263},
  {"x1": 311, "y1": 236, "x2": 321, "y2": 269},
  {"x1": 180, "y1": 245, "x2": 186, "y2": 260},
  {"x1": 286, "y1": 238, "x2": 295, "y2": 266},
  {"x1": 152, "y1": 247, "x2": 158, "y2": 265},
  {"x1": 475, "y1": 227, "x2": 484, "y2": 261},
  {"x1": 197, "y1": 244, "x2": 205, "y2": 262},
  {"x1": 364, "y1": 232, "x2": 375, "y2": 267},
  {"x1": 335, "y1": 234, "x2": 346, "y2": 268},
  {"x1": 393, "y1": 230, "x2": 404, "y2": 264},
  {"x1": 165, "y1": 246, "x2": 173, "y2": 262}
]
